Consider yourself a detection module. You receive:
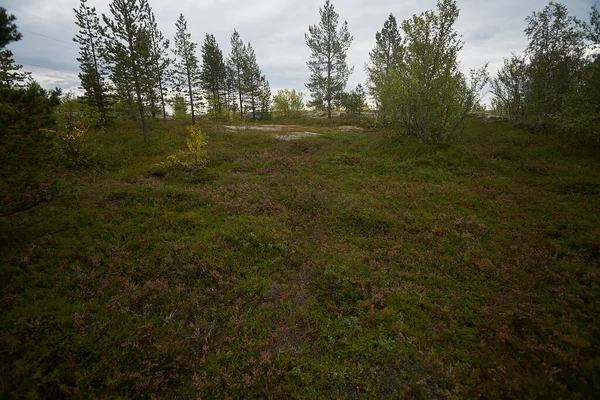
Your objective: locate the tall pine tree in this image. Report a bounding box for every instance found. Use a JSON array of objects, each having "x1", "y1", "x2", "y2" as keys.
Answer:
[
  {"x1": 145, "y1": 7, "x2": 170, "y2": 123},
  {"x1": 74, "y1": 0, "x2": 109, "y2": 125},
  {"x1": 172, "y1": 14, "x2": 202, "y2": 125},
  {"x1": 366, "y1": 14, "x2": 402, "y2": 106},
  {"x1": 243, "y1": 43, "x2": 264, "y2": 120},
  {"x1": 0, "y1": 7, "x2": 28, "y2": 88},
  {"x1": 305, "y1": 0, "x2": 353, "y2": 119},
  {"x1": 258, "y1": 76, "x2": 271, "y2": 118},
  {"x1": 200, "y1": 34, "x2": 226, "y2": 116},
  {"x1": 103, "y1": 0, "x2": 150, "y2": 141},
  {"x1": 228, "y1": 30, "x2": 246, "y2": 116}
]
